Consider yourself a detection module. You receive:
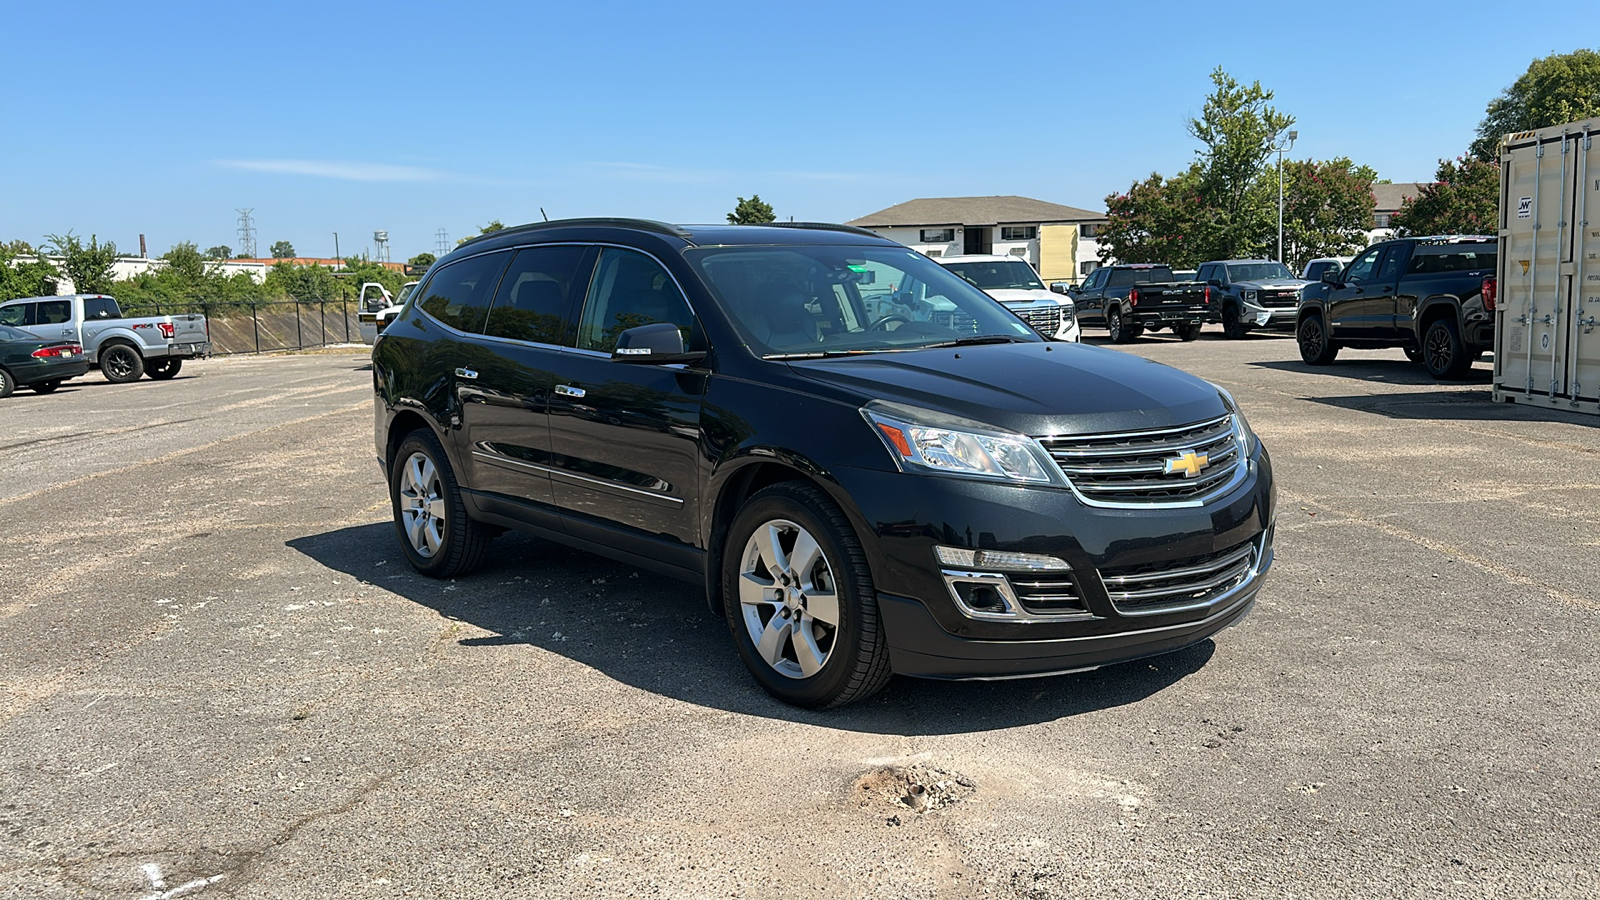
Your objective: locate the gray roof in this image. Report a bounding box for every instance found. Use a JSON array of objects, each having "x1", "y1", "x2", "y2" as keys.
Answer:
[
  {"x1": 1372, "y1": 182, "x2": 1429, "y2": 212},
  {"x1": 848, "y1": 195, "x2": 1106, "y2": 228}
]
